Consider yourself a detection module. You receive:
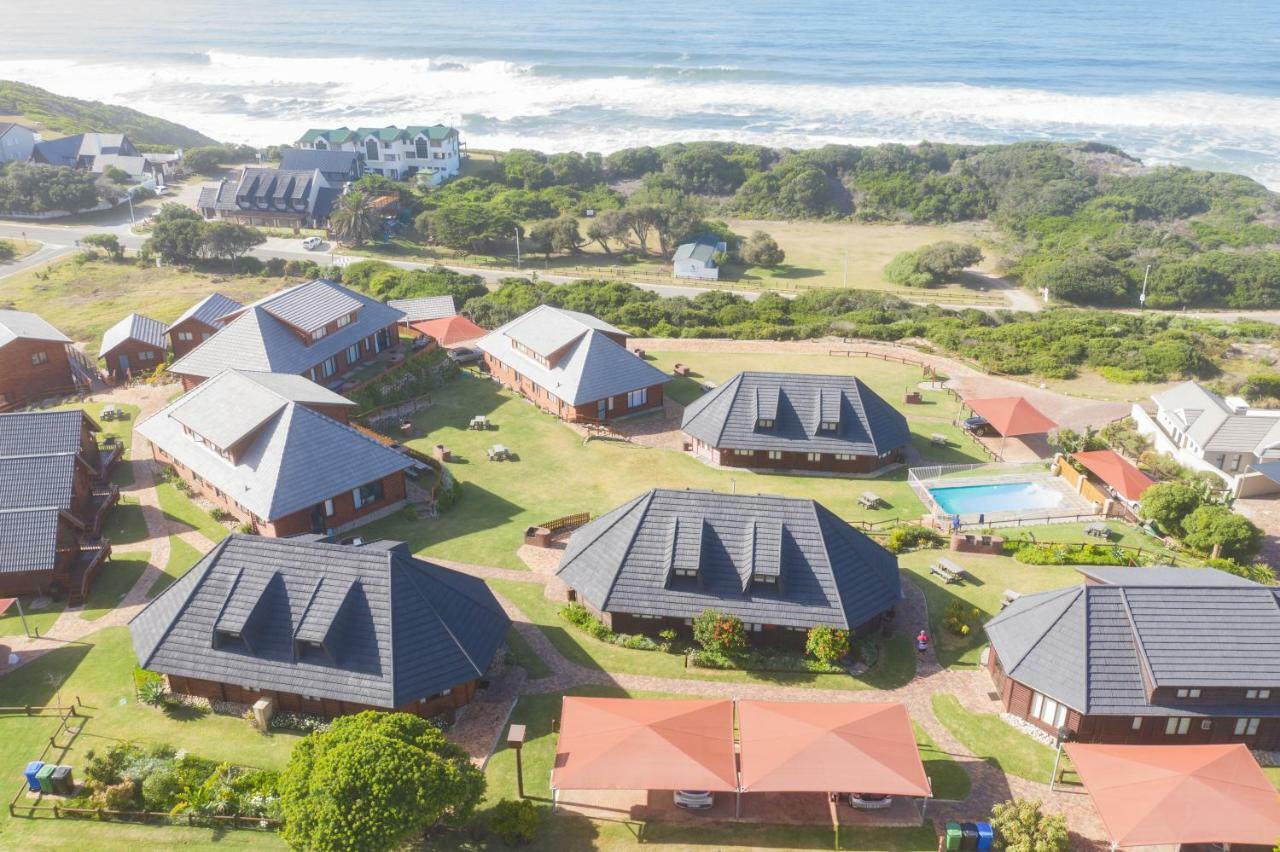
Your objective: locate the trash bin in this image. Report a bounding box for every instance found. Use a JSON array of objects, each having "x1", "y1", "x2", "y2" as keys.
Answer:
[
  {"x1": 35, "y1": 763, "x2": 56, "y2": 794},
  {"x1": 975, "y1": 822, "x2": 994, "y2": 851},
  {"x1": 23, "y1": 761, "x2": 44, "y2": 792},
  {"x1": 50, "y1": 765, "x2": 72, "y2": 795},
  {"x1": 961, "y1": 822, "x2": 979, "y2": 851},
  {"x1": 944, "y1": 822, "x2": 963, "y2": 851}
]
